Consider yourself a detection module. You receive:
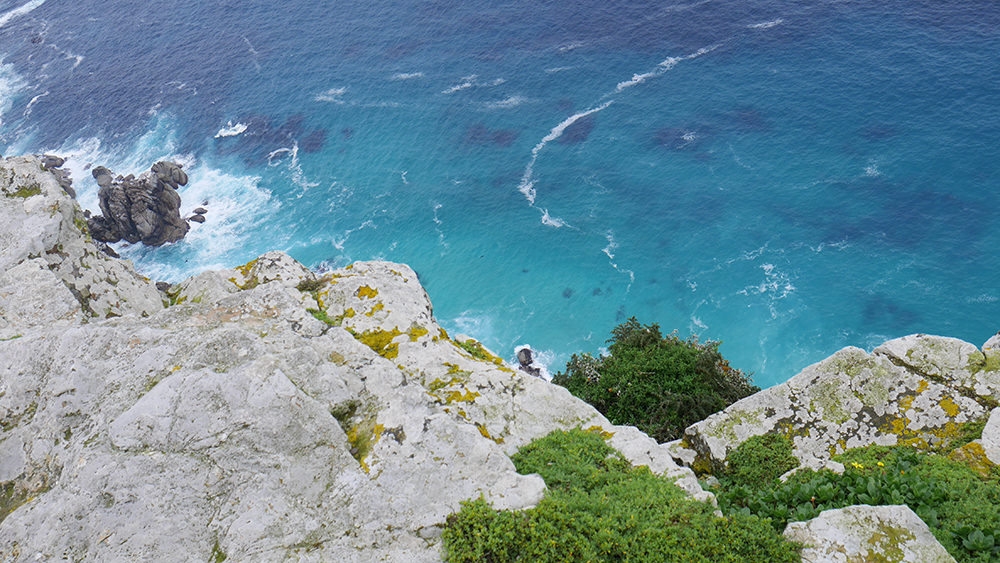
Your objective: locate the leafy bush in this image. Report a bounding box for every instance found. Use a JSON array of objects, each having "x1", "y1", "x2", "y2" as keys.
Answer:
[
  {"x1": 442, "y1": 428, "x2": 801, "y2": 563},
  {"x1": 721, "y1": 433, "x2": 800, "y2": 490},
  {"x1": 552, "y1": 318, "x2": 758, "y2": 442},
  {"x1": 716, "y1": 443, "x2": 1000, "y2": 562}
]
